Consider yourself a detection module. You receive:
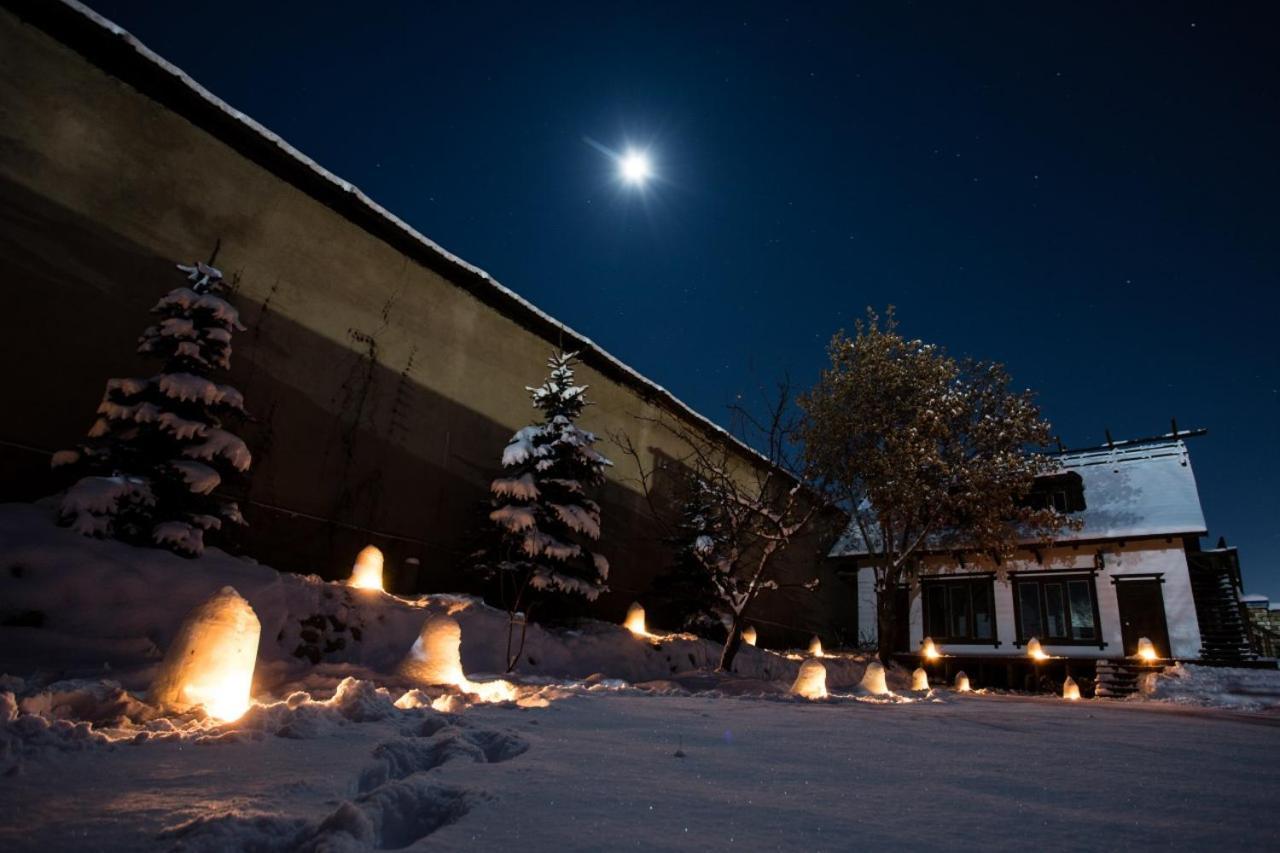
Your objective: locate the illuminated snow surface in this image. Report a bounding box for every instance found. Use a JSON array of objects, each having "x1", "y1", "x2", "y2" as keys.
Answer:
[{"x1": 2, "y1": 504, "x2": 1280, "y2": 850}]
